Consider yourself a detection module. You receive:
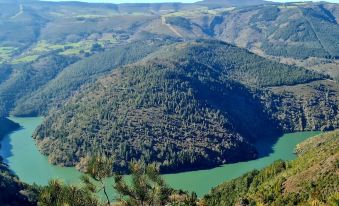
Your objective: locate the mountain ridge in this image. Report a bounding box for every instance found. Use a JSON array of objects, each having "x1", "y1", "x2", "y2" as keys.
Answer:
[{"x1": 32, "y1": 40, "x2": 337, "y2": 173}]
